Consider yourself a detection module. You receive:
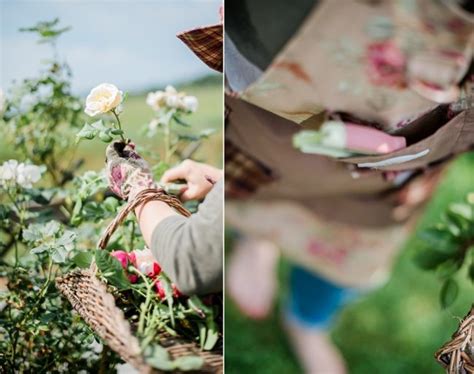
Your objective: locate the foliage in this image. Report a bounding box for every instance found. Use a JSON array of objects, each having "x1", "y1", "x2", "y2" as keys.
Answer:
[
  {"x1": 3, "y1": 20, "x2": 83, "y2": 187},
  {"x1": 413, "y1": 193, "x2": 474, "y2": 308}
]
